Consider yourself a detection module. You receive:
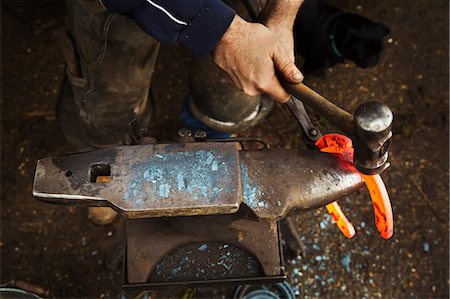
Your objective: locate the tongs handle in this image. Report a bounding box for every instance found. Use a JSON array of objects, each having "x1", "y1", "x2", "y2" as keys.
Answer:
[
  {"x1": 284, "y1": 83, "x2": 354, "y2": 135},
  {"x1": 286, "y1": 97, "x2": 322, "y2": 148}
]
